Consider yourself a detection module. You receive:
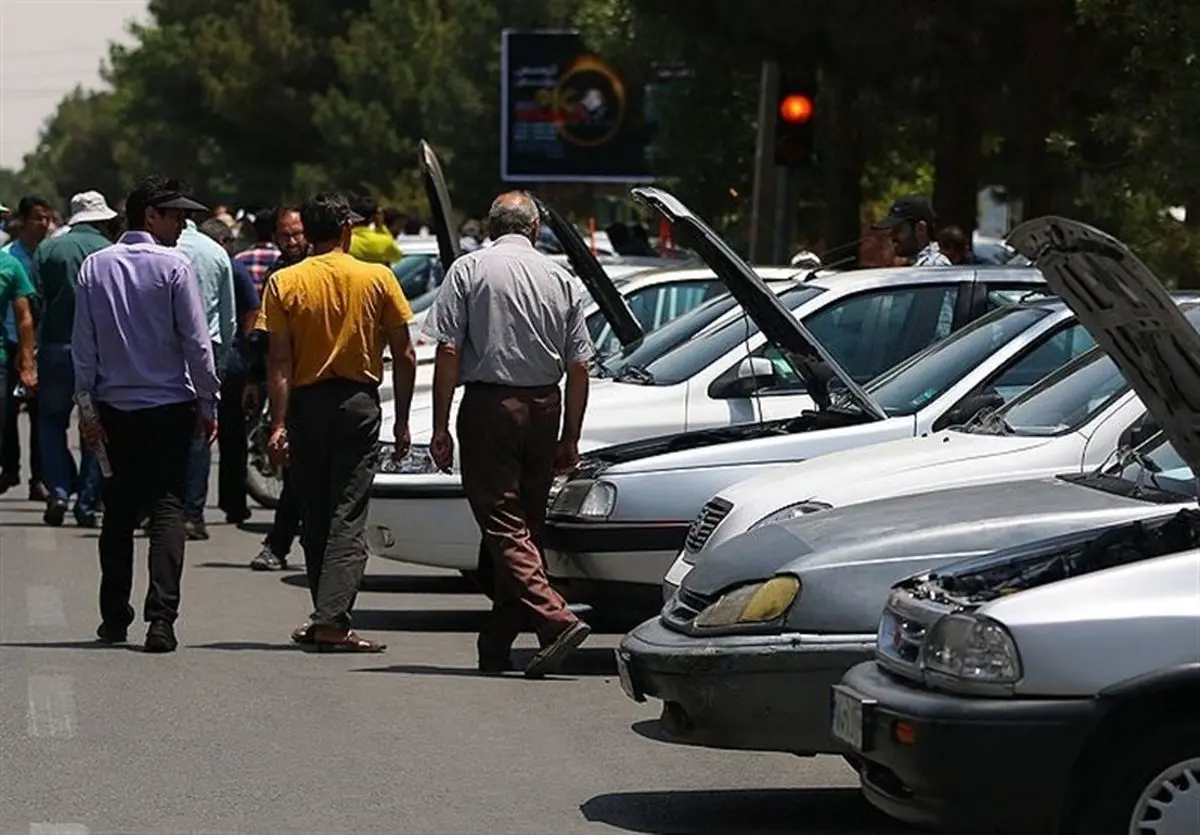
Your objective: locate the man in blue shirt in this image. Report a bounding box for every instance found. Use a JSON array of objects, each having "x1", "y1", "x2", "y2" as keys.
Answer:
[
  {"x1": 175, "y1": 208, "x2": 235, "y2": 540},
  {"x1": 0, "y1": 249, "x2": 38, "y2": 451},
  {"x1": 1, "y1": 196, "x2": 51, "y2": 500}
]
